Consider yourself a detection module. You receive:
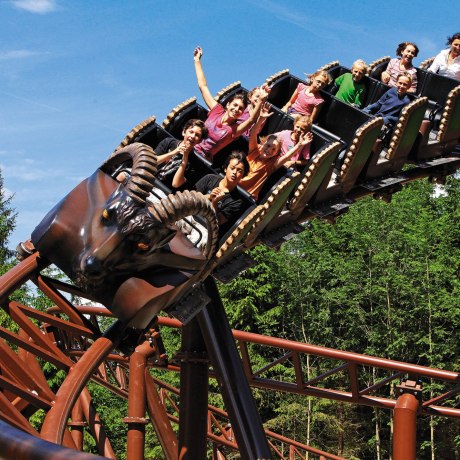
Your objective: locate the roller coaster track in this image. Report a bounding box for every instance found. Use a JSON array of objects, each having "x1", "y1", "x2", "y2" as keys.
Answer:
[{"x1": 0, "y1": 61, "x2": 459, "y2": 458}]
